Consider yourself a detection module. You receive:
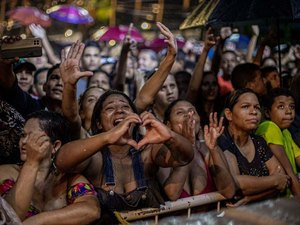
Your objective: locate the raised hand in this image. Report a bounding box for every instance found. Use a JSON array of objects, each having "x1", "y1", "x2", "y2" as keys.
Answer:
[
  {"x1": 156, "y1": 22, "x2": 177, "y2": 57},
  {"x1": 137, "y1": 111, "x2": 172, "y2": 149},
  {"x1": 251, "y1": 25, "x2": 259, "y2": 37},
  {"x1": 29, "y1": 24, "x2": 46, "y2": 39},
  {"x1": 178, "y1": 112, "x2": 196, "y2": 145},
  {"x1": 220, "y1": 26, "x2": 232, "y2": 40},
  {"x1": 123, "y1": 23, "x2": 137, "y2": 52},
  {"x1": 204, "y1": 27, "x2": 219, "y2": 51},
  {"x1": 59, "y1": 41, "x2": 93, "y2": 86},
  {"x1": 204, "y1": 112, "x2": 224, "y2": 151}
]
